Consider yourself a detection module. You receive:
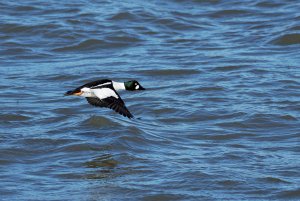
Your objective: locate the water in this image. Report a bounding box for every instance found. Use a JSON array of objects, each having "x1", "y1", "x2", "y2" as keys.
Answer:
[{"x1": 1, "y1": 0, "x2": 300, "y2": 200}]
